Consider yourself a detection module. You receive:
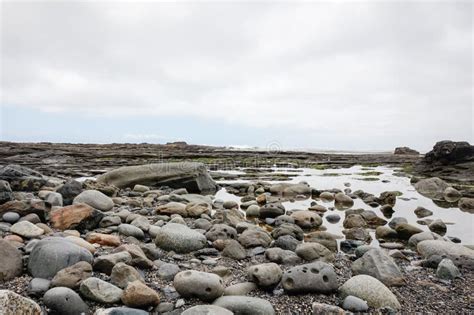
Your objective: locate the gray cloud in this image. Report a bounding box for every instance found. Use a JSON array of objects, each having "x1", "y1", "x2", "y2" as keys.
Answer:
[{"x1": 1, "y1": 1, "x2": 472, "y2": 150}]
